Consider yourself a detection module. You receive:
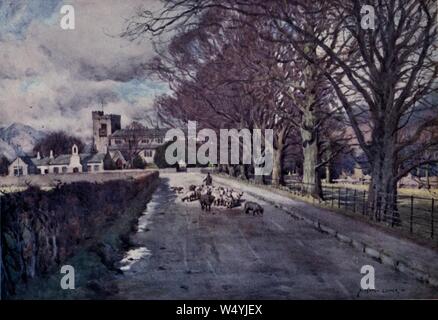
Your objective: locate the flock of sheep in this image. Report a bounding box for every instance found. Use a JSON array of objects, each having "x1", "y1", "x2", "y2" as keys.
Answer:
[{"x1": 170, "y1": 184, "x2": 264, "y2": 215}]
